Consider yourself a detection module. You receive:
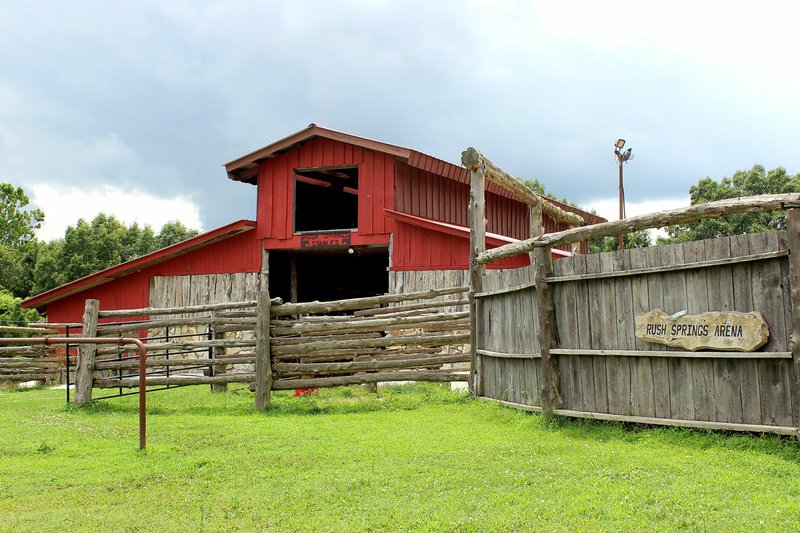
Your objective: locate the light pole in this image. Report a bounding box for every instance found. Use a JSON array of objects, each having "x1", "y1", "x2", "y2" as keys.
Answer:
[{"x1": 614, "y1": 139, "x2": 633, "y2": 250}]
